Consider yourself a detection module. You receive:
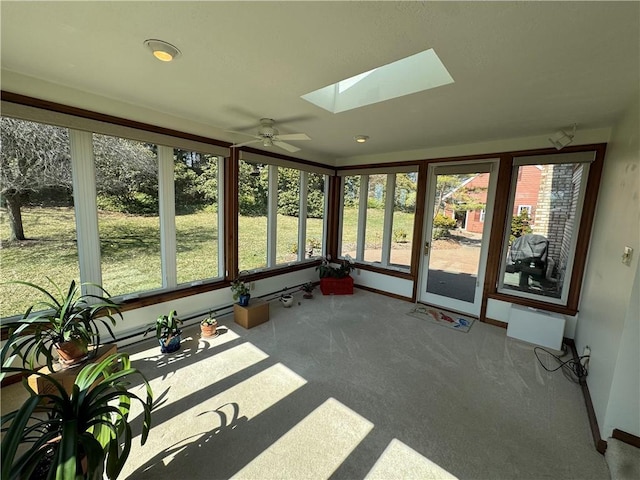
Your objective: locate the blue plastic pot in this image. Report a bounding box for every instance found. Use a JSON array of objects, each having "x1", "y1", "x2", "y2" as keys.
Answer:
[
  {"x1": 159, "y1": 334, "x2": 181, "y2": 354},
  {"x1": 238, "y1": 294, "x2": 251, "y2": 307}
]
